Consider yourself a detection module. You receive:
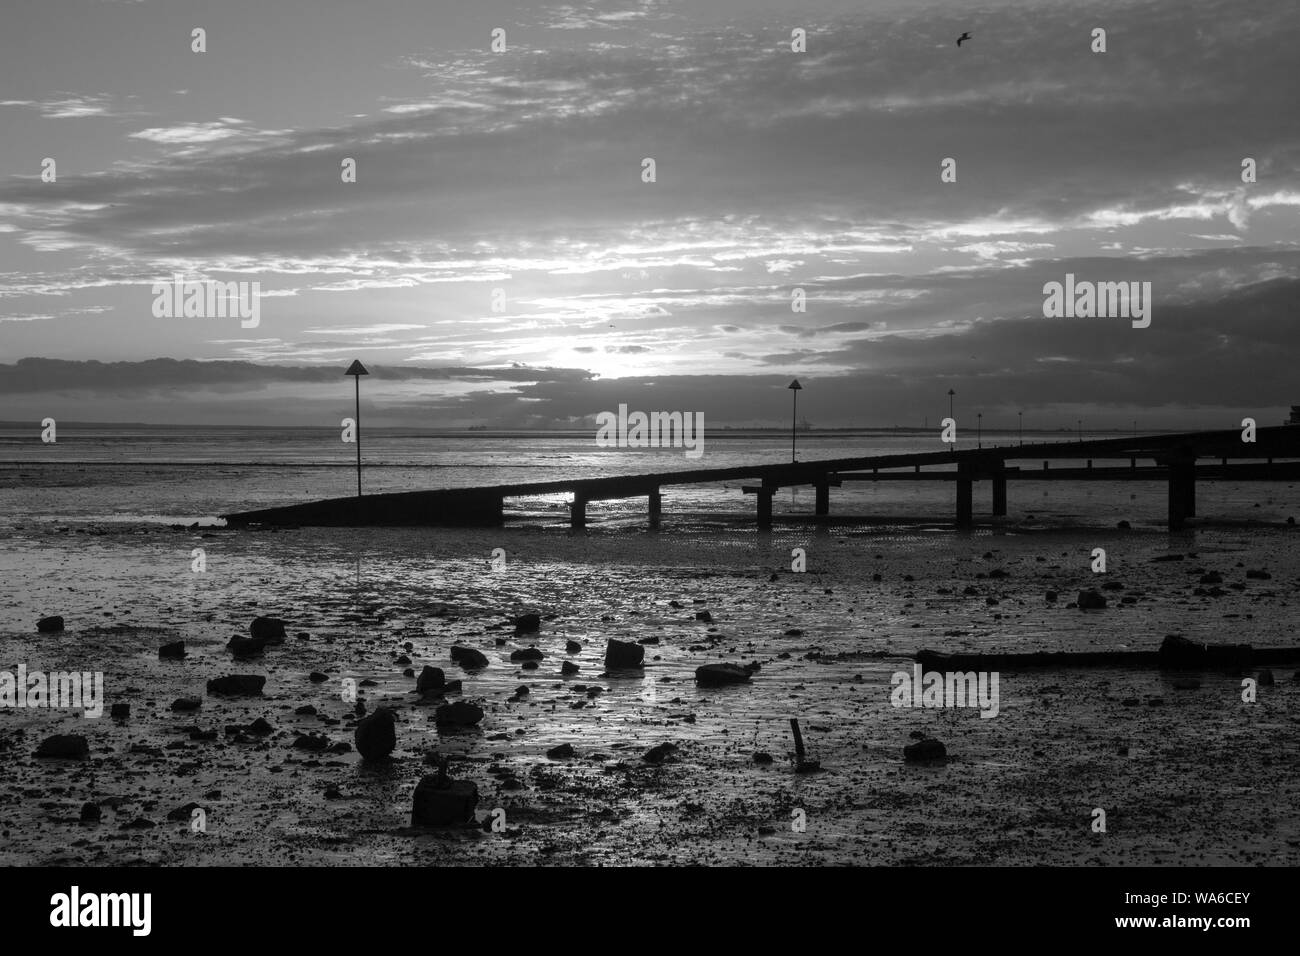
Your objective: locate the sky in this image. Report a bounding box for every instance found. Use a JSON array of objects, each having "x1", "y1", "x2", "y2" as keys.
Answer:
[{"x1": 0, "y1": 0, "x2": 1297, "y2": 429}]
